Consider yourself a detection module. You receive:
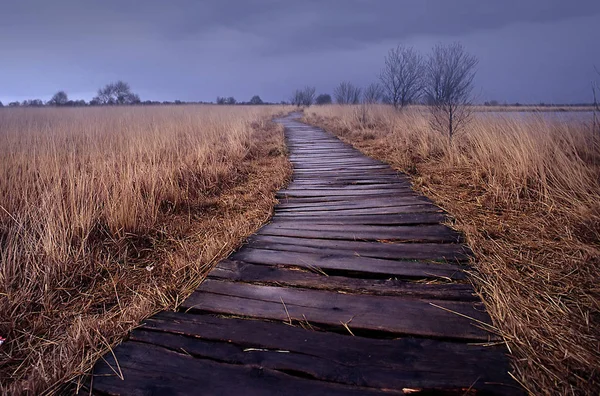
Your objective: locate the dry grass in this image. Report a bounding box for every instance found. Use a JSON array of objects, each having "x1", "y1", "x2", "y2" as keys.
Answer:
[
  {"x1": 305, "y1": 105, "x2": 600, "y2": 395},
  {"x1": 474, "y1": 105, "x2": 595, "y2": 113},
  {"x1": 0, "y1": 105, "x2": 292, "y2": 394}
]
